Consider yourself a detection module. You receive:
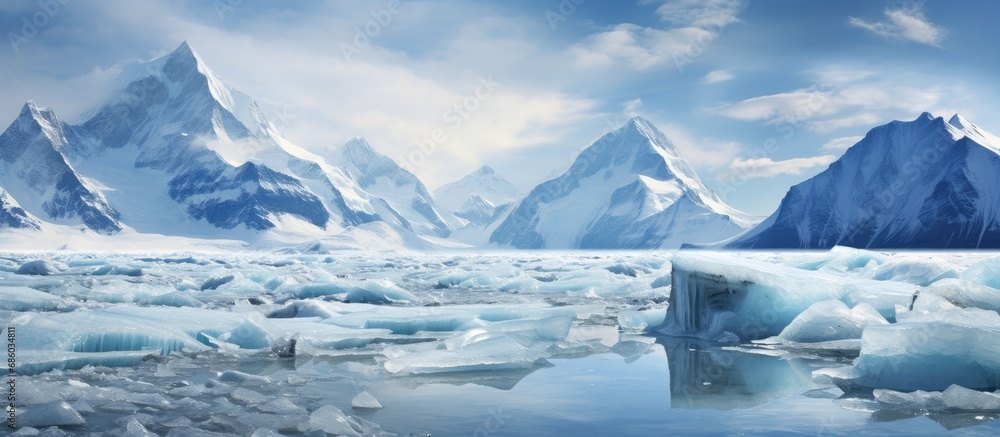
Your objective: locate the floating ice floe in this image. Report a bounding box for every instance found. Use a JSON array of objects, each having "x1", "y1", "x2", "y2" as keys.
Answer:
[{"x1": 815, "y1": 300, "x2": 1000, "y2": 392}]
